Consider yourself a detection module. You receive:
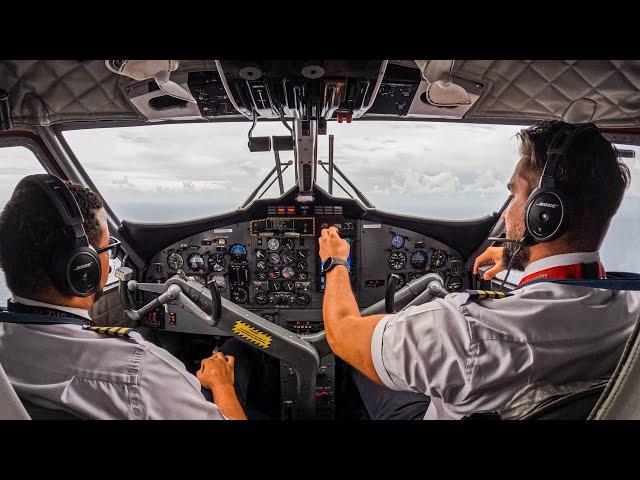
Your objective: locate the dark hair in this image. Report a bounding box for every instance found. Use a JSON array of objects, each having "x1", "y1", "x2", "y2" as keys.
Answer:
[
  {"x1": 516, "y1": 120, "x2": 631, "y2": 246},
  {"x1": 0, "y1": 179, "x2": 104, "y2": 297}
]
